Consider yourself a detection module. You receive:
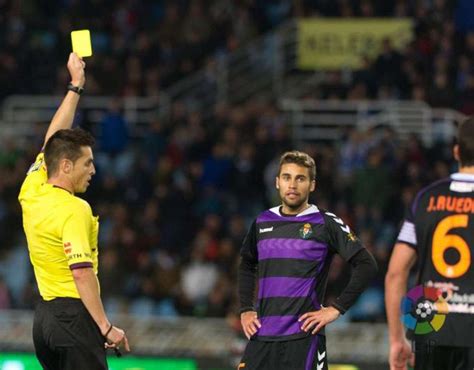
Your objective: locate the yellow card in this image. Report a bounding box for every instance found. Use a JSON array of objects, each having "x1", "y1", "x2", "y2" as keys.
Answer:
[{"x1": 71, "y1": 30, "x2": 92, "y2": 57}]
